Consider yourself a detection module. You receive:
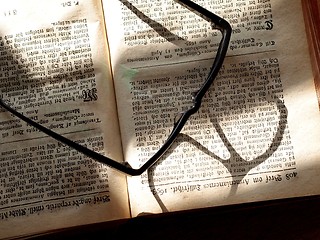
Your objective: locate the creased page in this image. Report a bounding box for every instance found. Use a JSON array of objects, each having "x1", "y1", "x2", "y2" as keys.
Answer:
[
  {"x1": 104, "y1": 0, "x2": 320, "y2": 216},
  {"x1": 0, "y1": 0, "x2": 129, "y2": 238}
]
